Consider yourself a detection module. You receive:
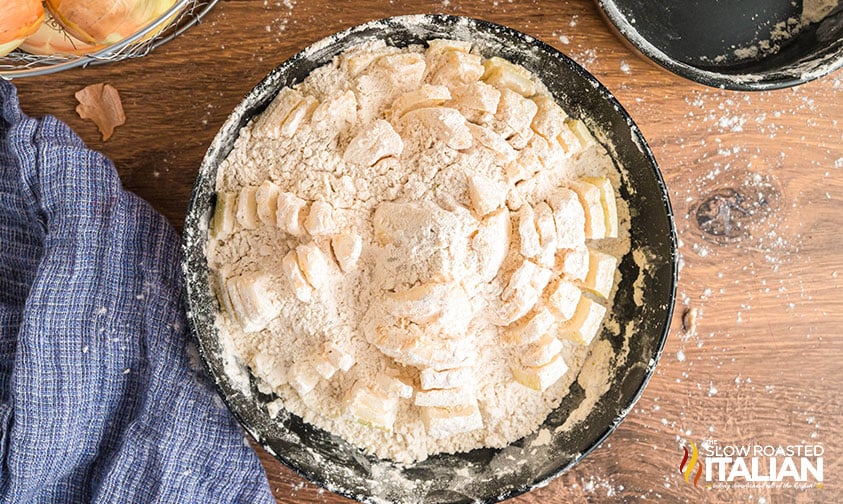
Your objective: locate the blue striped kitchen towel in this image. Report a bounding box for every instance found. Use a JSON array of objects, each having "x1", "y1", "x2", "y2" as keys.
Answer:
[{"x1": 0, "y1": 80, "x2": 273, "y2": 503}]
